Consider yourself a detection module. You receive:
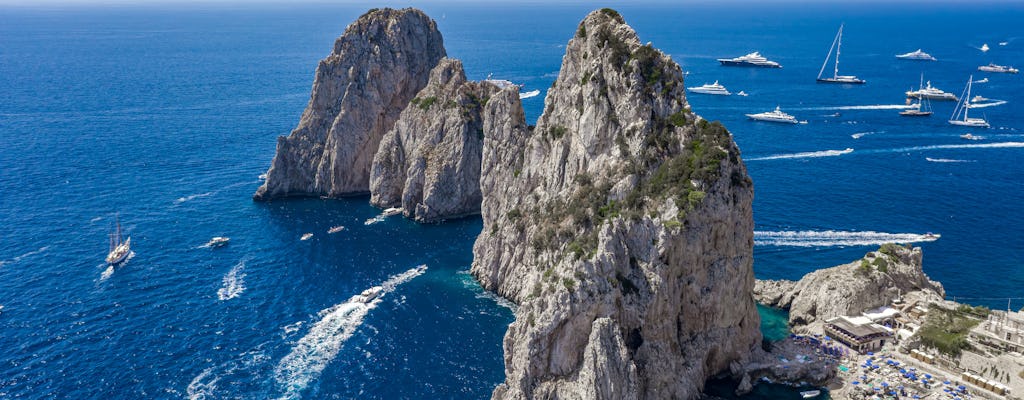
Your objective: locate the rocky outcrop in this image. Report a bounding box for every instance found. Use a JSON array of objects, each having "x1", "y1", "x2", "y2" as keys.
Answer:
[
  {"x1": 472, "y1": 9, "x2": 760, "y2": 399},
  {"x1": 369, "y1": 58, "x2": 499, "y2": 222},
  {"x1": 254, "y1": 8, "x2": 446, "y2": 200},
  {"x1": 754, "y1": 244, "x2": 945, "y2": 332}
]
